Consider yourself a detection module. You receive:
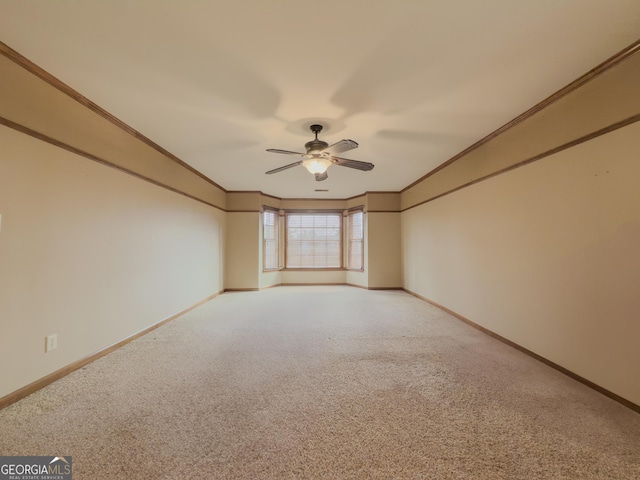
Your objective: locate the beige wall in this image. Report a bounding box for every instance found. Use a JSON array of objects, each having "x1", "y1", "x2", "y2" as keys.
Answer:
[
  {"x1": 225, "y1": 212, "x2": 260, "y2": 290},
  {"x1": 400, "y1": 52, "x2": 640, "y2": 405},
  {"x1": 367, "y1": 212, "x2": 402, "y2": 289},
  {"x1": 0, "y1": 125, "x2": 226, "y2": 398},
  {"x1": 363, "y1": 194, "x2": 402, "y2": 289}
]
